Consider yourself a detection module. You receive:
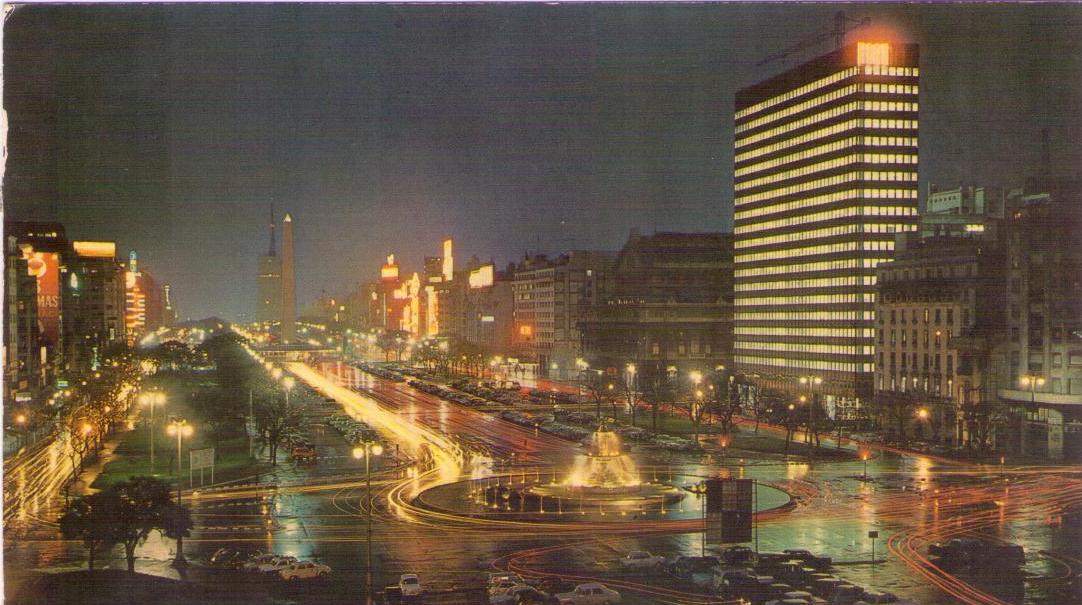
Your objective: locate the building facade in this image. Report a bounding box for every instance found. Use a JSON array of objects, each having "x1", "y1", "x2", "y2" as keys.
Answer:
[
  {"x1": 873, "y1": 234, "x2": 1005, "y2": 445},
  {"x1": 579, "y1": 231, "x2": 734, "y2": 381},
  {"x1": 993, "y1": 191, "x2": 1082, "y2": 460},
  {"x1": 511, "y1": 251, "x2": 614, "y2": 376},
  {"x1": 62, "y1": 241, "x2": 126, "y2": 374},
  {"x1": 733, "y1": 42, "x2": 920, "y2": 413}
]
